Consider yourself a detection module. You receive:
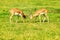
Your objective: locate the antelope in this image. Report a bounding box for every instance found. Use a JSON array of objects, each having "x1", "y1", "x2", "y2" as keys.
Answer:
[
  {"x1": 30, "y1": 9, "x2": 49, "y2": 22},
  {"x1": 9, "y1": 8, "x2": 26, "y2": 23}
]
